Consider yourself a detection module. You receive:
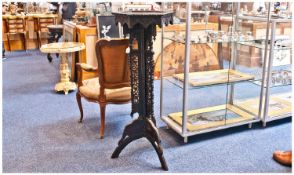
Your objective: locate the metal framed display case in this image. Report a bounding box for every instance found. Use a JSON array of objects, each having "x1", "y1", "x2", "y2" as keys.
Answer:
[
  {"x1": 159, "y1": 2, "x2": 292, "y2": 142},
  {"x1": 236, "y1": 3, "x2": 292, "y2": 127}
]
